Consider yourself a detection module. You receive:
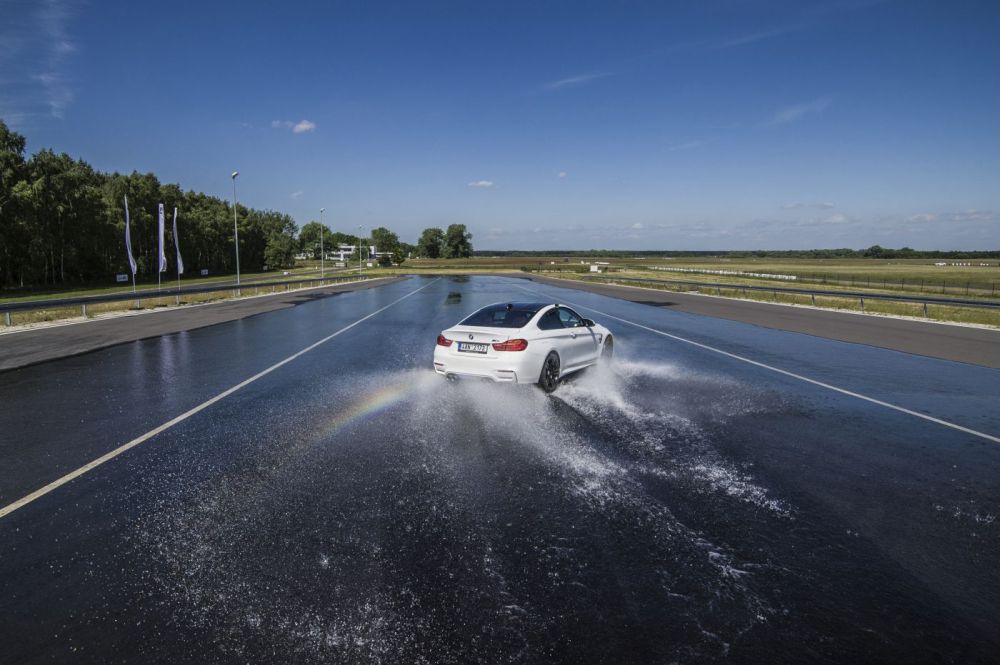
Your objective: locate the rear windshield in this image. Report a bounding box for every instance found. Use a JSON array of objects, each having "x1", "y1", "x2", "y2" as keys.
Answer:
[{"x1": 460, "y1": 305, "x2": 540, "y2": 328}]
